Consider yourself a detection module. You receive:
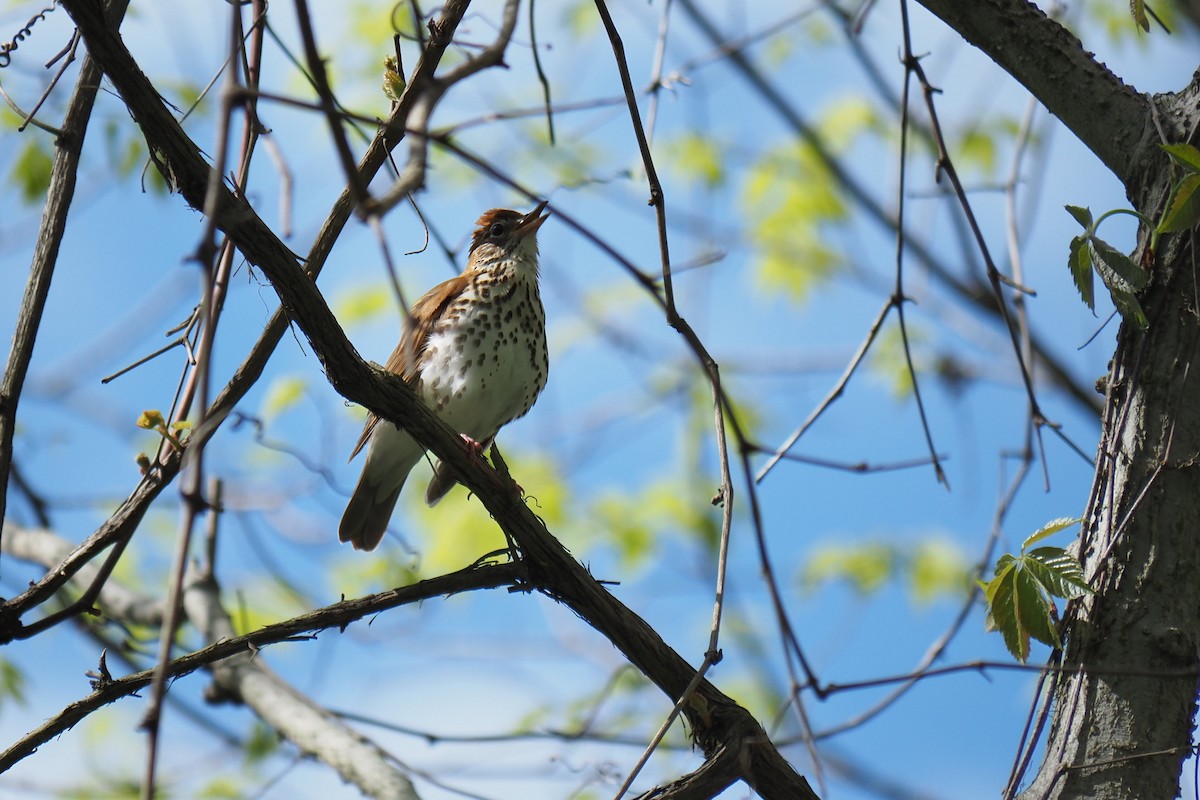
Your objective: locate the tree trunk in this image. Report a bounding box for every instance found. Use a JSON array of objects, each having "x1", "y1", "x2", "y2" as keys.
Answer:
[{"x1": 1019, "y1": 88, "x2": 1200, "y2": 798}]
